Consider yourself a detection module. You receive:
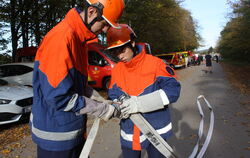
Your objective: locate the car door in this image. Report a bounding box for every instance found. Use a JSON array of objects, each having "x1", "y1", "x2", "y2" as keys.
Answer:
[{"x1": 88, "y1": 51, "x2": 110, "y2": 88}]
